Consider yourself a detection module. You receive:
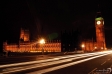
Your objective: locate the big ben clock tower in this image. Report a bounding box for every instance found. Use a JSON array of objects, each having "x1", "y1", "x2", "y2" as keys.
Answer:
[{"x1": 95, "y1": 11, "x2": 106, "y2": 50}]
